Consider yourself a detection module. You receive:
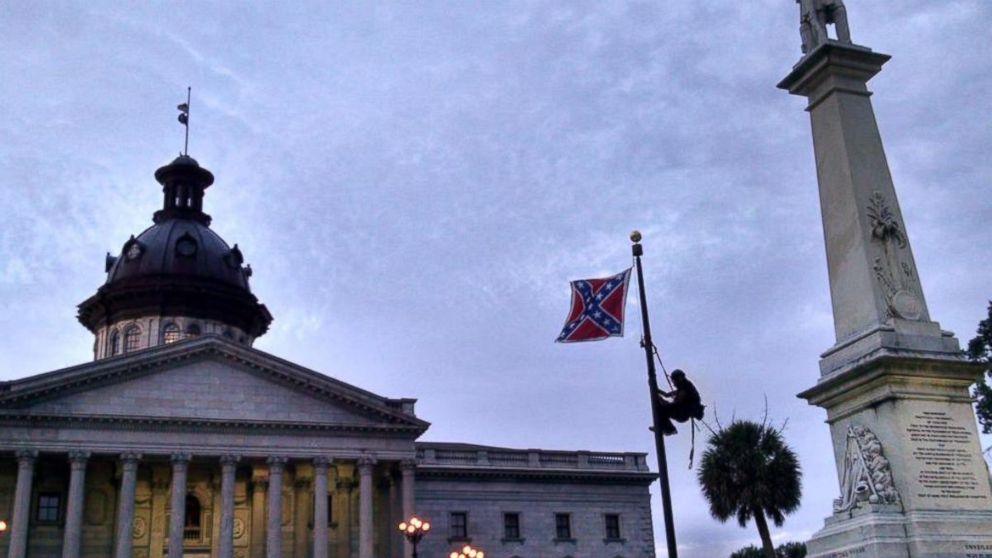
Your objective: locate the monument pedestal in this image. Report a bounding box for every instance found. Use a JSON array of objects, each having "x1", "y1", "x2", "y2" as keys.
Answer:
[{"x1": 779, "y1": 37, "x2": 992, "y2": 558}]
